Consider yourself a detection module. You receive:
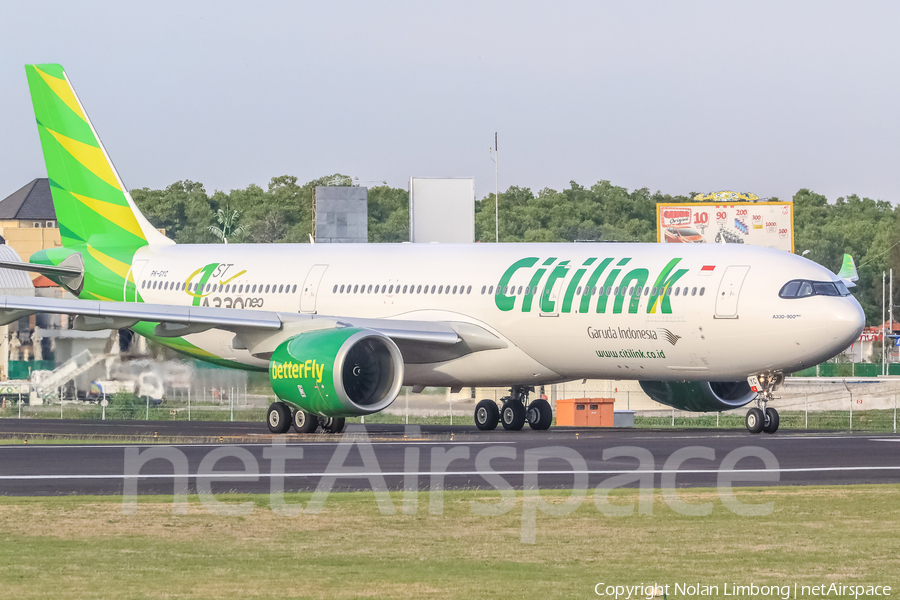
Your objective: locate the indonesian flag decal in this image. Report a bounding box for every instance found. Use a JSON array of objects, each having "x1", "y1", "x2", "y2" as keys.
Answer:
[{"x1": 699, "y1": 265, "x2": 715, "y2": 276}]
